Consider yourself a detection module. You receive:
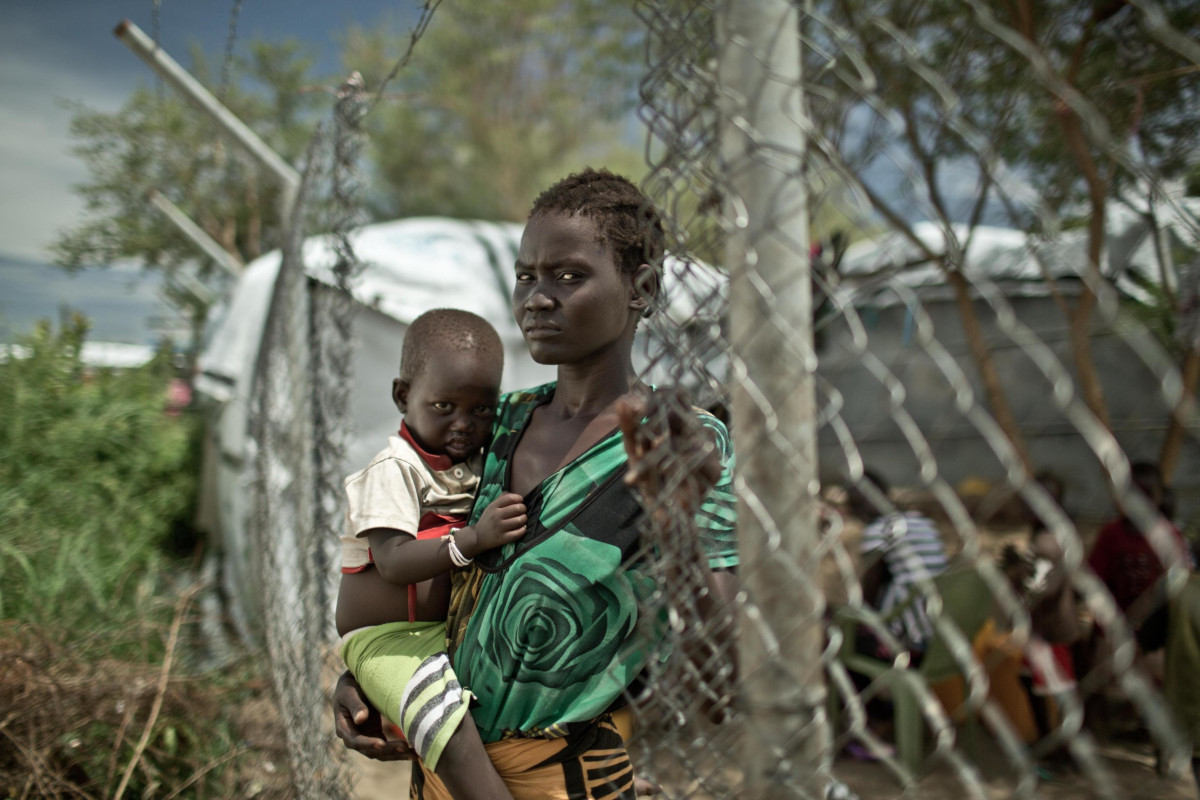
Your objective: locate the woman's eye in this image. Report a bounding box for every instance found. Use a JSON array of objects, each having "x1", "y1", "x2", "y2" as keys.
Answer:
[
  {"x1": 558, "y1": 271, "x2": 579, "y2": 281},
  {"x1": 515, "y1": 272, "x2": 533, "y2": 284}
]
